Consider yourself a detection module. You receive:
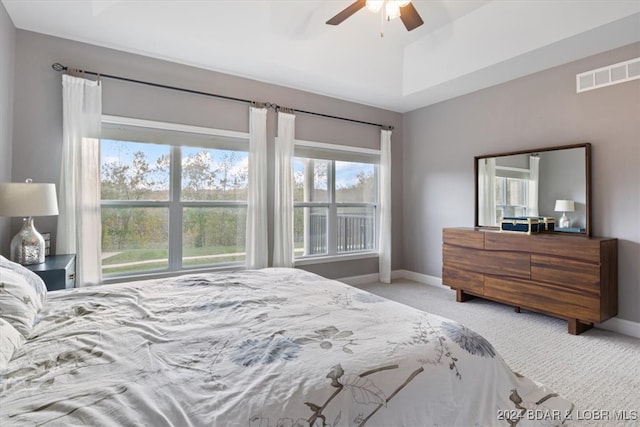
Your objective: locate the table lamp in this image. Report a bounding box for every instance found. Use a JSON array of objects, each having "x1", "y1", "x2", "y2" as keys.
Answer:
[
  {"x1": 0, "y1": 180, "x2": 59, "y2": 265},
  {"x1": 554, "y1": 199, "x2": 574, "y2": 229}
]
